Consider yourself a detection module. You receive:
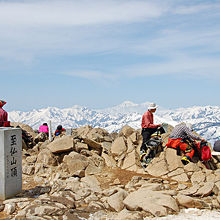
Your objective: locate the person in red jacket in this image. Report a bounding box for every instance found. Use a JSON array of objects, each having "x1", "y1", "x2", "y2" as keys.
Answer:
[
  {"x1": 0, "y1": 100, "x2": 10, "y2": 127},
  {"x1": 54, "y1": 125, "x2": 65, "y2": 136},
  {"x1": 140, "y1": 103, "x2": 162, "y2": 153}
]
